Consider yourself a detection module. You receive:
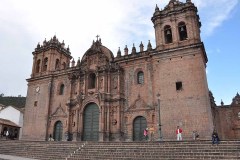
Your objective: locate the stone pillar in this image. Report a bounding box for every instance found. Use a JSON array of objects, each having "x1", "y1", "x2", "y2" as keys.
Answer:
[
  {"x1": 107, "y1": 72, "x2": 111, "y2": 93},
  {"x1": 116, "y1": 105, "x2": 121, "y2": 141},
  {"x1": 96, "y1": 72, "x2": 99, "y2": 91},
  {"x1": 106, "y1": 104, "x2": 110, "y2": 141},
  {"x1": 99, "y1": 105, "x2": 104, "y2": 141},
  {"x1": 31, "y1": 56, "x2": 37, "y2": 76},
  {"x1": 77, "y1": 112, "x2": 83, "y2": 141},
  {"x1": 117, "y1": 71, "x2": 120, "y2": 95}
]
